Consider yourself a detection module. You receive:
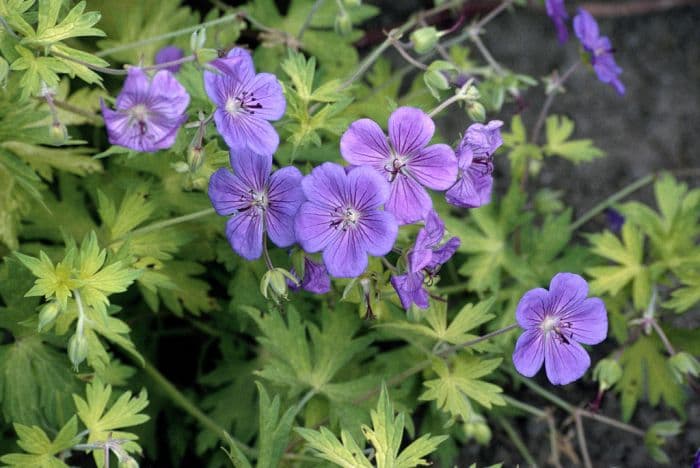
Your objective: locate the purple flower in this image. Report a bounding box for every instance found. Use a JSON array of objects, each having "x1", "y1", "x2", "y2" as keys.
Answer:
[
  {"x1": 208, "y1": 150, "x2": 304, "y2": 260},
  {"x1": 289, "y1": 257, "x2": 331, "y2": 294},
  {"x1": 155, "y1": 46, "x2": 185, "y2": 73},
  {"x1": 545, "y1": 0, "x2": 568, "y2": 44},
  {"x1": 295, "y1": 163, "x2": 398, "y2": 278},
  {"x1": 340, "y1": 107, "x2": 458, "y2": 225},
  {"x1": 101, "y1": 68, "x2": 189, "y2": 152},
  {"x1": 693, "y1": 449, "x2": 700, "y2": 468},
  {"x1": 391, "y1": 210, "x2": 460, "y2": 310},
  {"x1": 512, "y1": 273, "x2": 608, "y2": 385},
  {"x1": 573, "y1": 9, "x2": 625, "y2": 95},
  {"x1": 204, "y1": 48, "x2": 286, "y2": 155},
  {"x1": 604, "y1": 208, "x2": 625, "y2": 234},
  {"x1": 445, "y1": 120, "x2": 503, "y2": 208}
]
